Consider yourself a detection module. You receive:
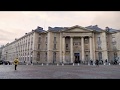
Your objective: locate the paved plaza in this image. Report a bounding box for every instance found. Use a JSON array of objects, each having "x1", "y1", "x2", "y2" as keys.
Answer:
[{"x1": 0, "y1": 64, "x2": 120, "y2": 79}]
